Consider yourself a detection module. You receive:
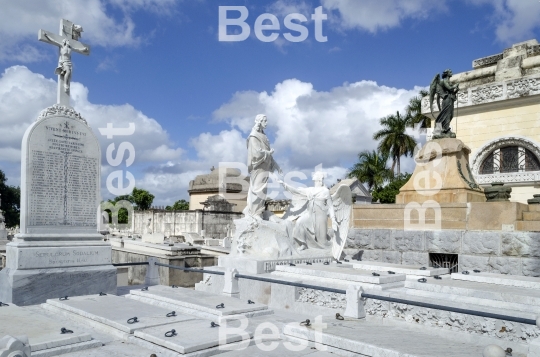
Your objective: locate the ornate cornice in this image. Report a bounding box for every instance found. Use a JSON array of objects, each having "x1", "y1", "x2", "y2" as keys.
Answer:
[
  {"x1": 421, "y1": 73, "x2": 540, "y2": 115},
  {"x1": 37, "y1": 104, "x2": 87, "y2": 126}
]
